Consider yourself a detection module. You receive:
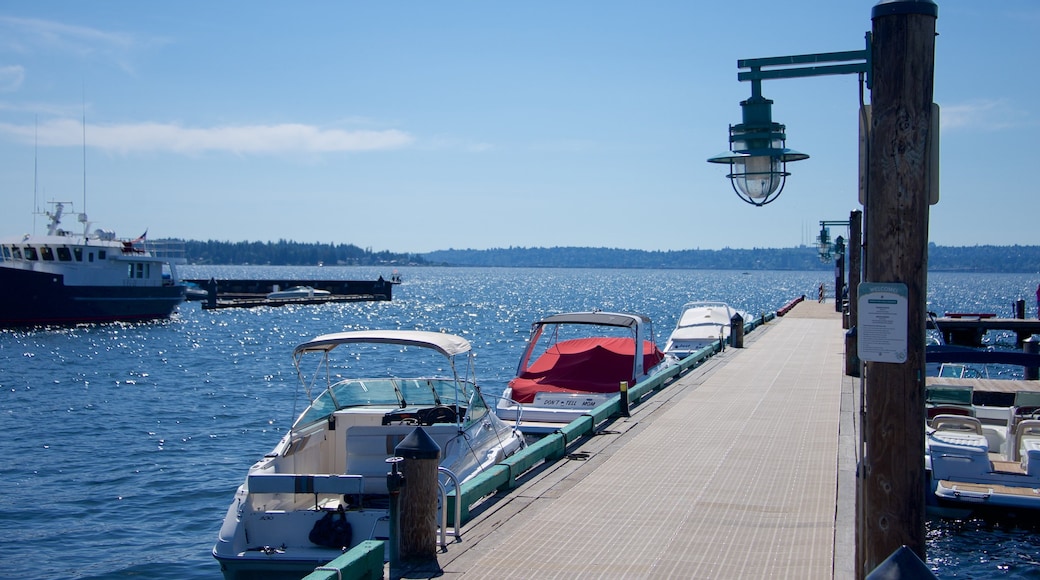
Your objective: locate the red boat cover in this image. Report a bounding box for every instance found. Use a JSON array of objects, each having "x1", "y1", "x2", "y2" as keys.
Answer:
[{"x1": 508, "y1": 337, "x2": 665, "y2": 404}]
